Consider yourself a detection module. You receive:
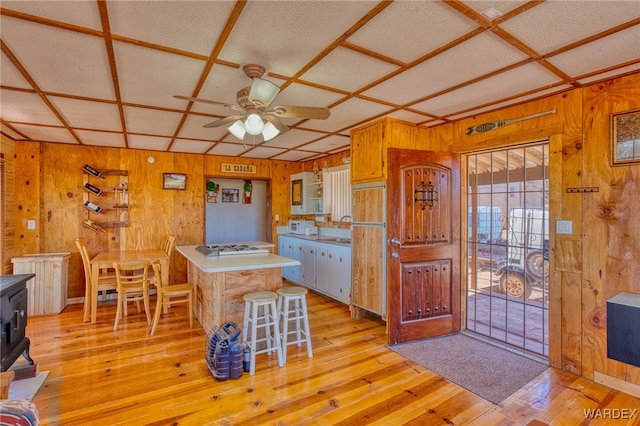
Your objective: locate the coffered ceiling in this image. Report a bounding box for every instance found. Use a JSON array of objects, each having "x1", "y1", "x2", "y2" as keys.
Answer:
[{"x1": 1, "y1": 1, "x2": 639, "y2": 161}]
